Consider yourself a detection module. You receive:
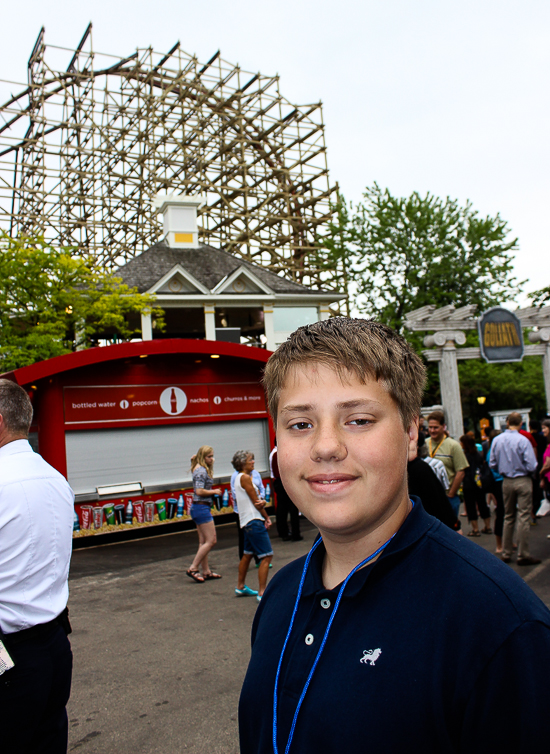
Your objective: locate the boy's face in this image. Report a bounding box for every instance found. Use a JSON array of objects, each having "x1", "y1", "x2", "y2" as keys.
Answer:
[{"x1": 276, "y1": 364, "x2": 418, "y2": 542}]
